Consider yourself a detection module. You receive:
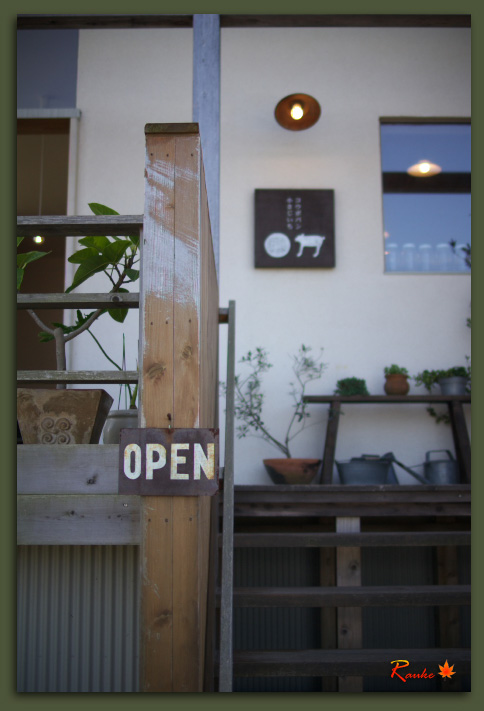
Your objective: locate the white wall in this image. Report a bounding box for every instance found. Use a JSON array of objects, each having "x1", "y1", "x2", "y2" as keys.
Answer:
[
  {"x1": 71, "y1": 26, "x2": 471, "y2": 483},
  {"x1": 69, "y1": 28, "x2": 193, "y2": 394},
  {"x1": 218, "y1": 28, "x2": 471, "y2": 483}
]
